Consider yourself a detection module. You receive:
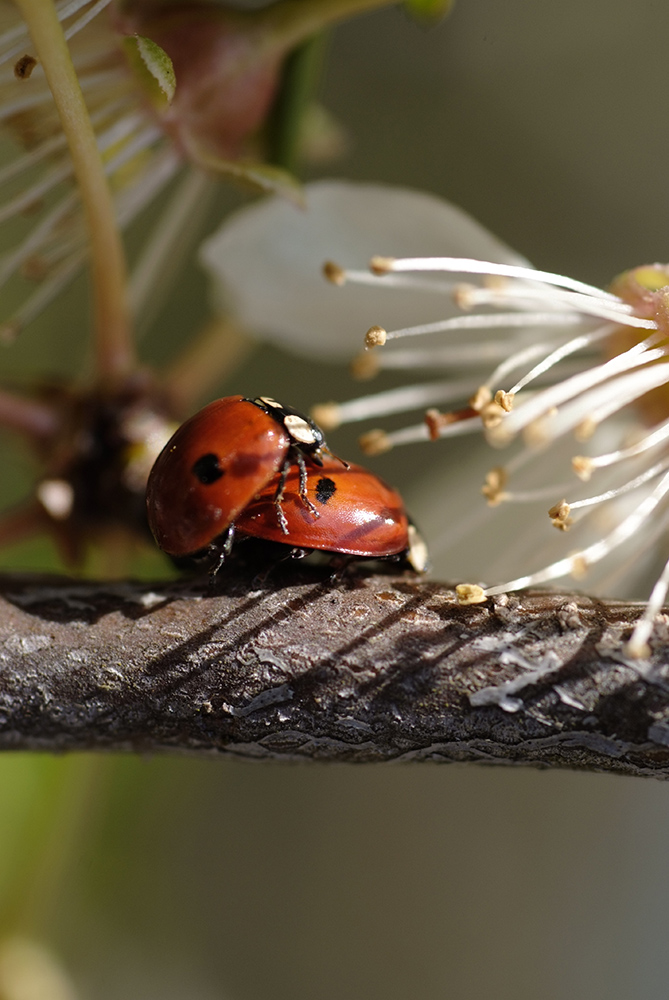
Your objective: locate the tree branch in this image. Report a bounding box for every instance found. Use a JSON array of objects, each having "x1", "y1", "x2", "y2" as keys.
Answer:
[{"x1": 0, "y1": 568, "x2": 668, "y2": 776}]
